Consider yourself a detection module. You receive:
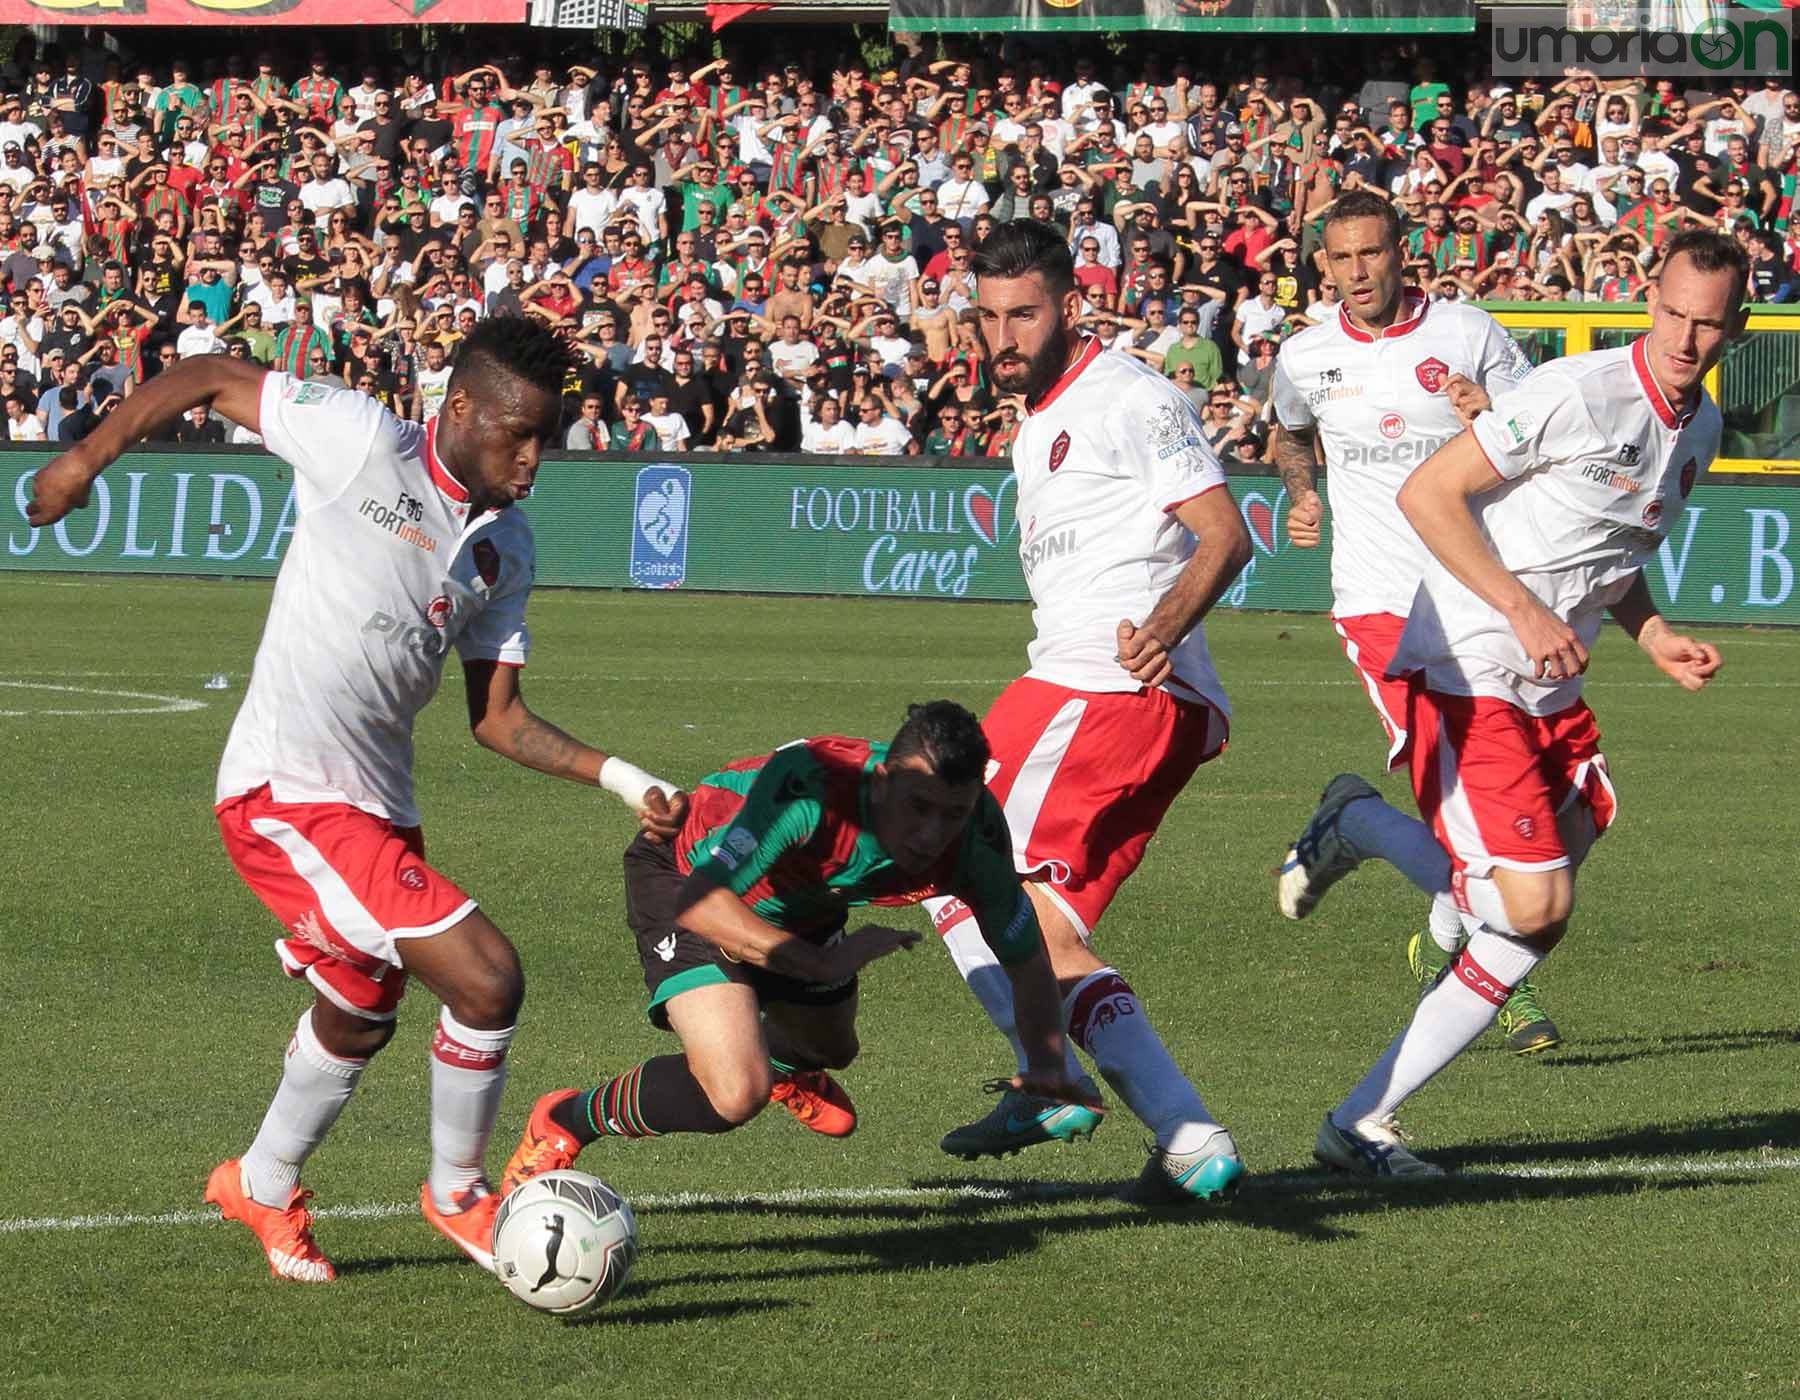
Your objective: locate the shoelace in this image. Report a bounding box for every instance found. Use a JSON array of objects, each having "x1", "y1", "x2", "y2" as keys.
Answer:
[{"x1": 276, "y1": 1190, "x2": 326, "y2": 1257}]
